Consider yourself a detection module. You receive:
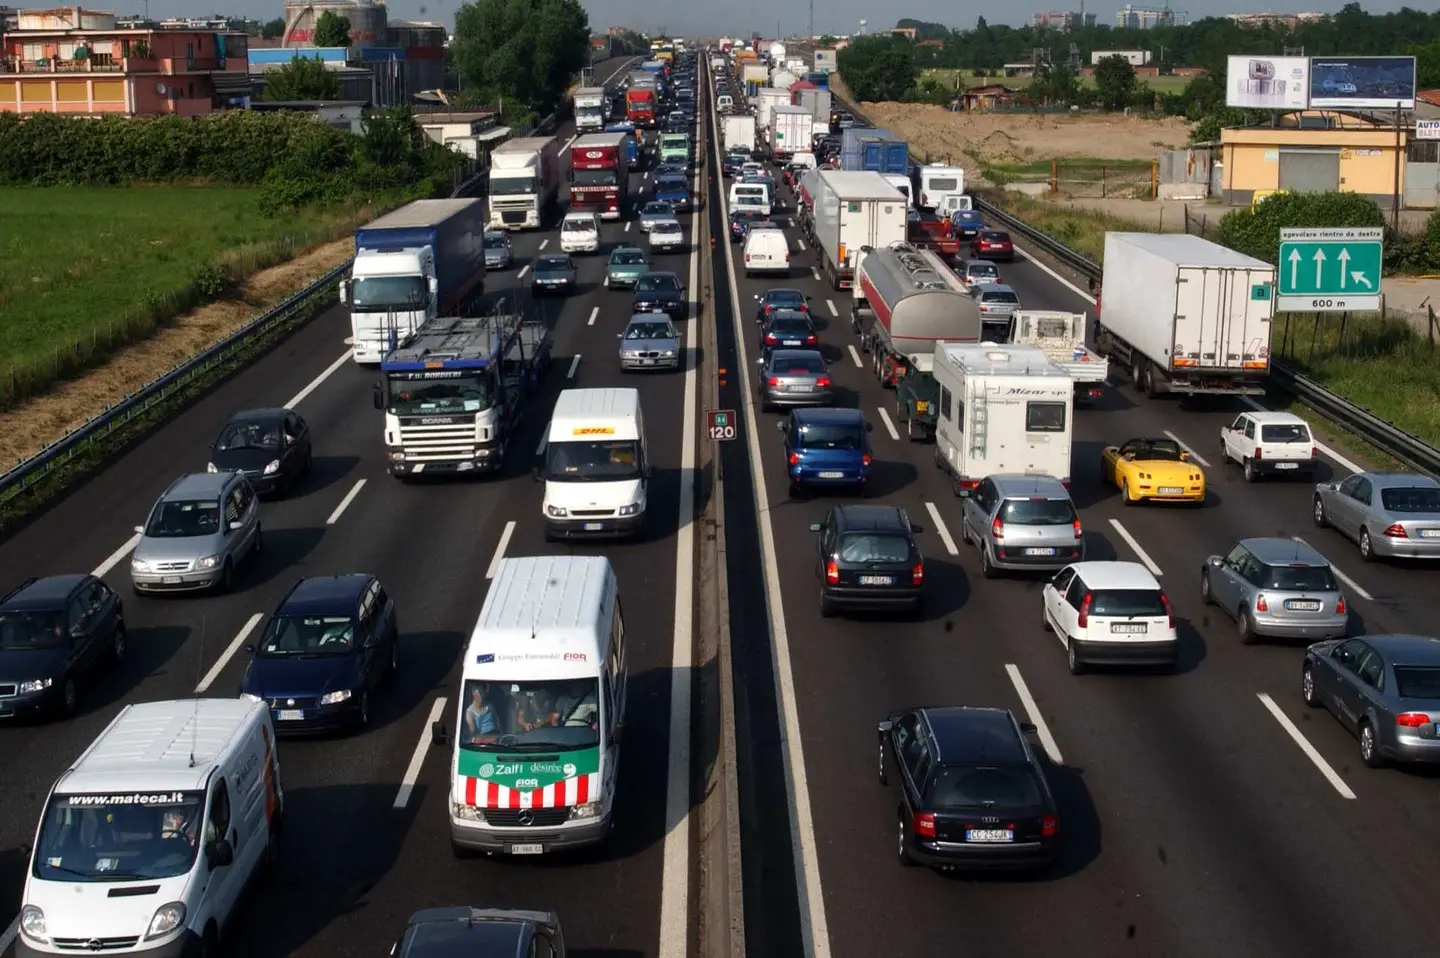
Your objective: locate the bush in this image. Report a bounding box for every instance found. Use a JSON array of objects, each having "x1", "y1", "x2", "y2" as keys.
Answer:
[{"x1": 1217, "y1": 191, "x2": 1386, "y2": 265}]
